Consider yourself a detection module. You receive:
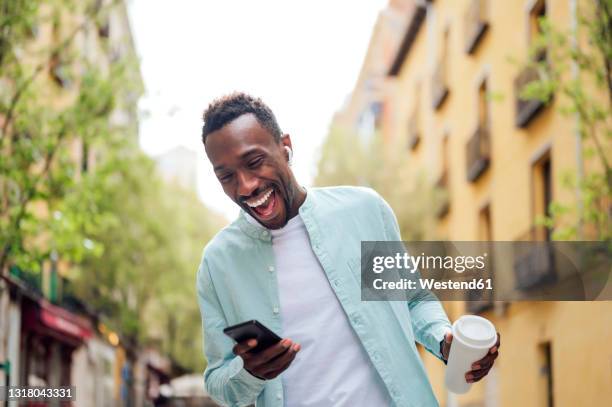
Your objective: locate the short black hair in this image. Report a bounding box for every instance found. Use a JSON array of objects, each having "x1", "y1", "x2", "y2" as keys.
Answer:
[{"x1": 201, "y1": 92, "x2": 282, "y2": 144}]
